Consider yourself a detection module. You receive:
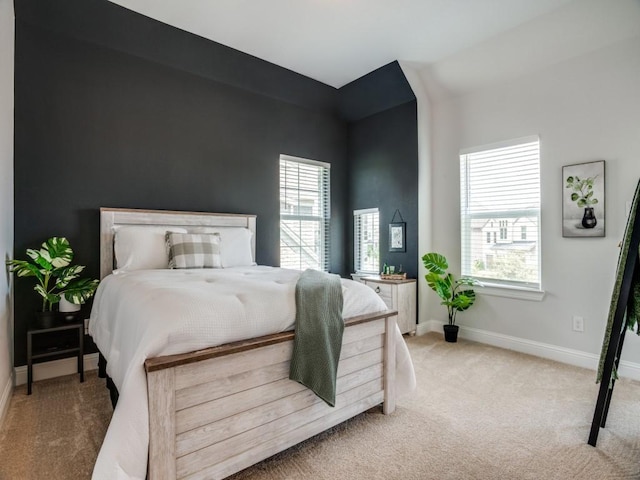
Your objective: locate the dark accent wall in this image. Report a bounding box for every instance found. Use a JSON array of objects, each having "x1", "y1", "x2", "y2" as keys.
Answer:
[
  {"x1": 342, "y1": 63, "x2": 419, "y2": 279},
  {"x1": 347, "y1": 102, "x2": 419, "y2": 278},
  {"x1": 13, "y1": 1, "x2": 347, "y2": 366},
  {"x1": 15, "y1": 0, "x2": 337, "y2": 112},
  {"x1": 12, "y1": 0, "x2": 419, "y2": 367},
  {"x1": 338, "y1": 62, "x2": 416, "y2": 122}
]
